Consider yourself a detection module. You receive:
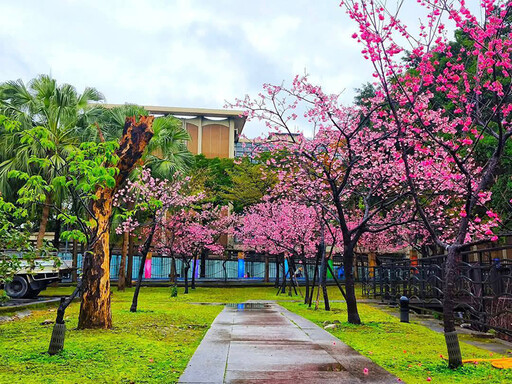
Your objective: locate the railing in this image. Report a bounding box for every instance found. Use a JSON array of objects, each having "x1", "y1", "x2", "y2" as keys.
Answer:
[
  {"x1": 57, "y1": 251, "x2": 344, "y2": 282},
  {"x1": 361, "y1": 248, "x2": 512, "y2": 339}
]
